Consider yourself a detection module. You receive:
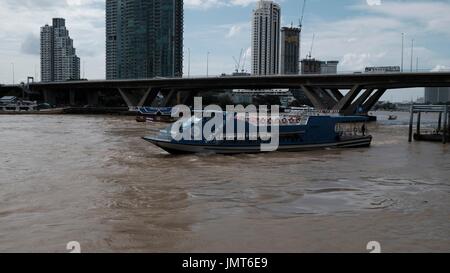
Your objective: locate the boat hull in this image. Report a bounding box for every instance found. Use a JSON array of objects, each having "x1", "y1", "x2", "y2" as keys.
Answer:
[
  {"x1": 143, "y1": 136, "x2": 372, "y2": 155},
  {"x1": 0, "y1": 108, "x2": 65, "y2": 115}
]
